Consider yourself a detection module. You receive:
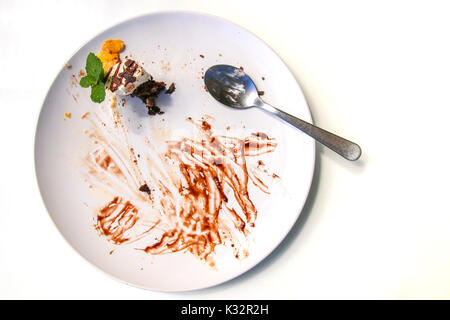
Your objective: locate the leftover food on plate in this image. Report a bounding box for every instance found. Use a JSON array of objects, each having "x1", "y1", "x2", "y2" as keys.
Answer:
[
  {"x1": 79, "y1": 39, "x2": 175, "y2": 115},
  {"x1": 82, "y1": 109, "x2": 280, "y2": 267},
  {"x1": 71, "y1": 38, "x2": 281, "y2": 268}
]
